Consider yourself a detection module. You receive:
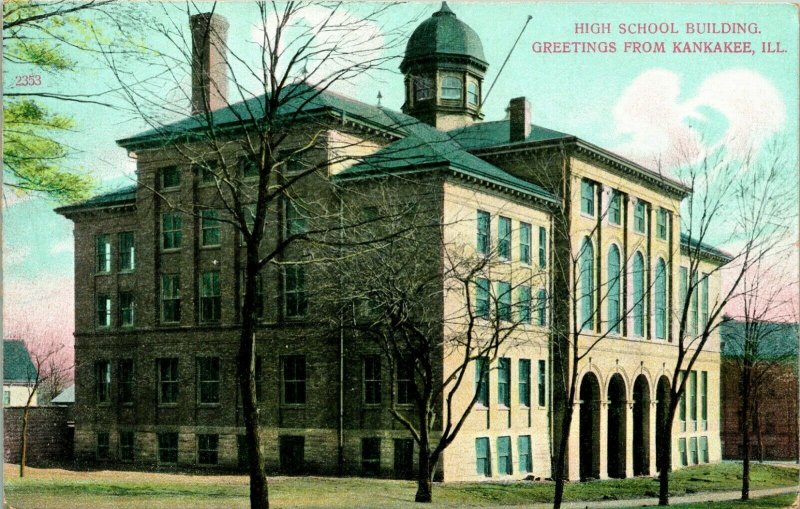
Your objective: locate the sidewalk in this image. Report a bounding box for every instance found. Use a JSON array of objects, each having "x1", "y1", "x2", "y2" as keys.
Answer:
[{"x1": 558, "y1": 486, "x2": 799, "y2": 509}]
